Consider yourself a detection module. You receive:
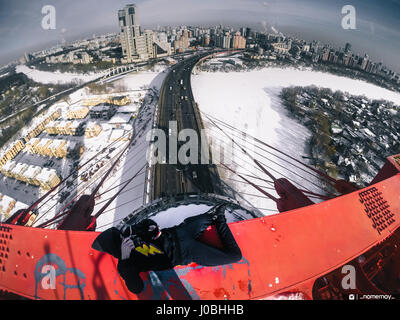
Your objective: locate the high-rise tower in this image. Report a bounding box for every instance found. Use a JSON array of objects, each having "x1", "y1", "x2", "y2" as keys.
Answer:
[
  {"x1": 118, "y1": 4, "x2": 152, "y2": 62},
  {"x1": 344, "y1": 42, "x2": 352, "y2": 54}
]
